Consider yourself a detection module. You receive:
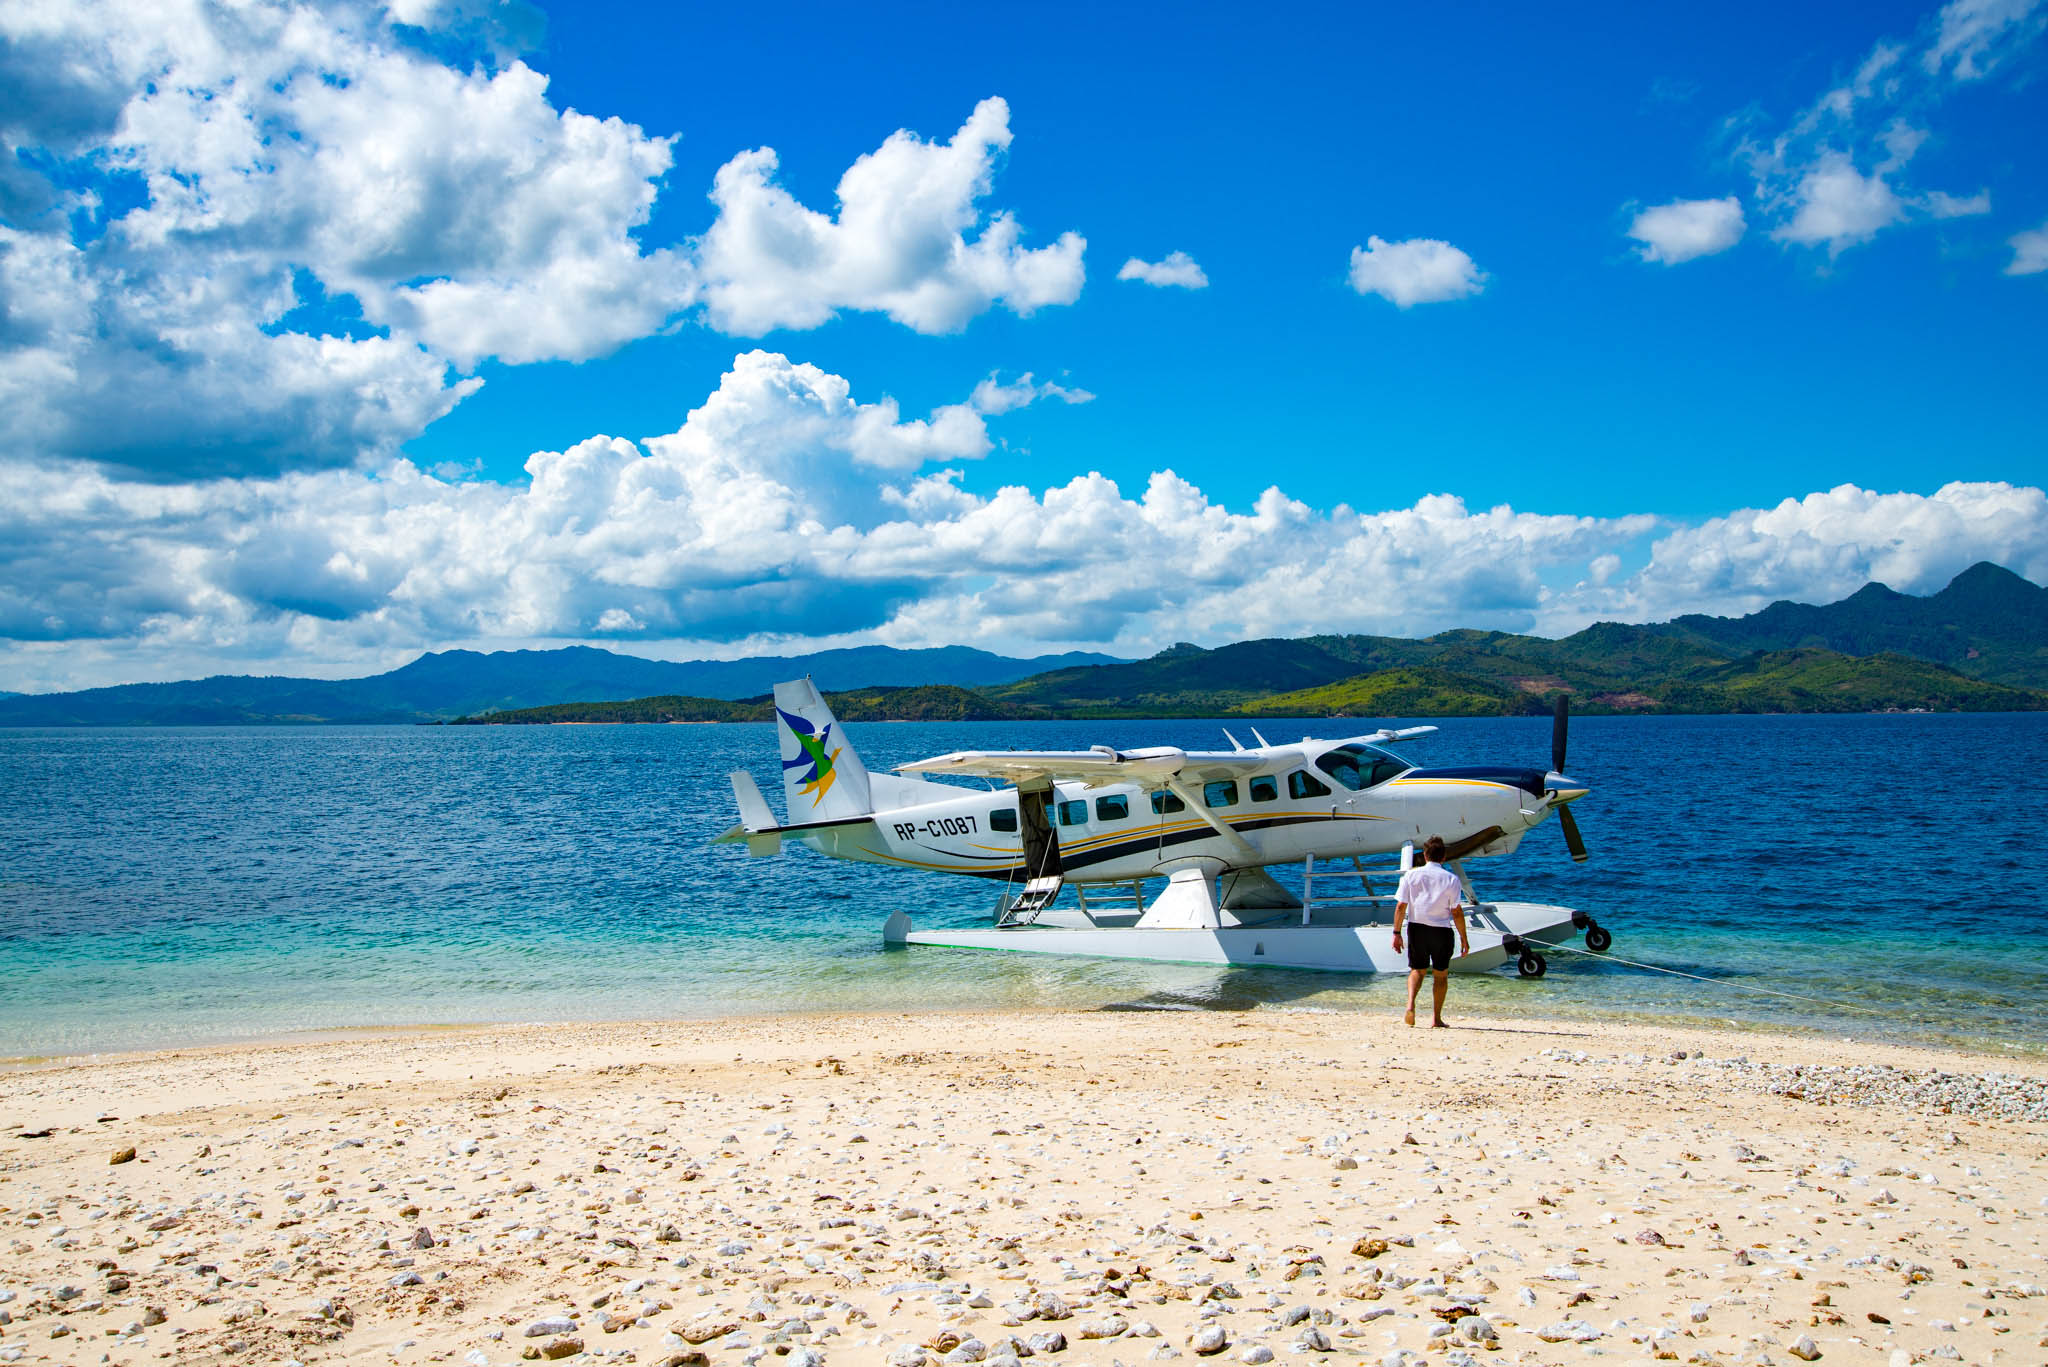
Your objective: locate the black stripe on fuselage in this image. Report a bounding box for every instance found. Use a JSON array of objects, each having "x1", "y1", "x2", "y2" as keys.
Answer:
[{"x1": 943, "y1": 811, "x2": 1375, "y2": 880}]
